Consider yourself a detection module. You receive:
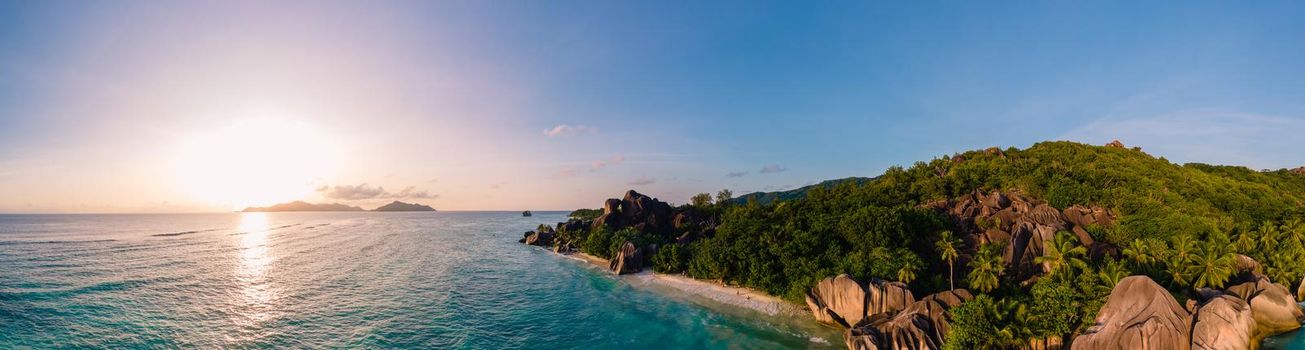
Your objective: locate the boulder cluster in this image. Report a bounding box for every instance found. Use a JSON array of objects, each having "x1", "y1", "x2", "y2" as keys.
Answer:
[
  {"x1": 1073, "y1": 274, "x2": 1303, "y2": 350},
  {"x1": 518, "y1": 219, "x2": 586, "y2": 252},
  {"x1": 805, "y1": 274, "x2": 973, "y2": 350},
  {"x1": 520, "y1": 190, "x2": 718, "y2": 275},
  {"x1": 925, "y1": 190, "x2": 1119, "y2": 282}
]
